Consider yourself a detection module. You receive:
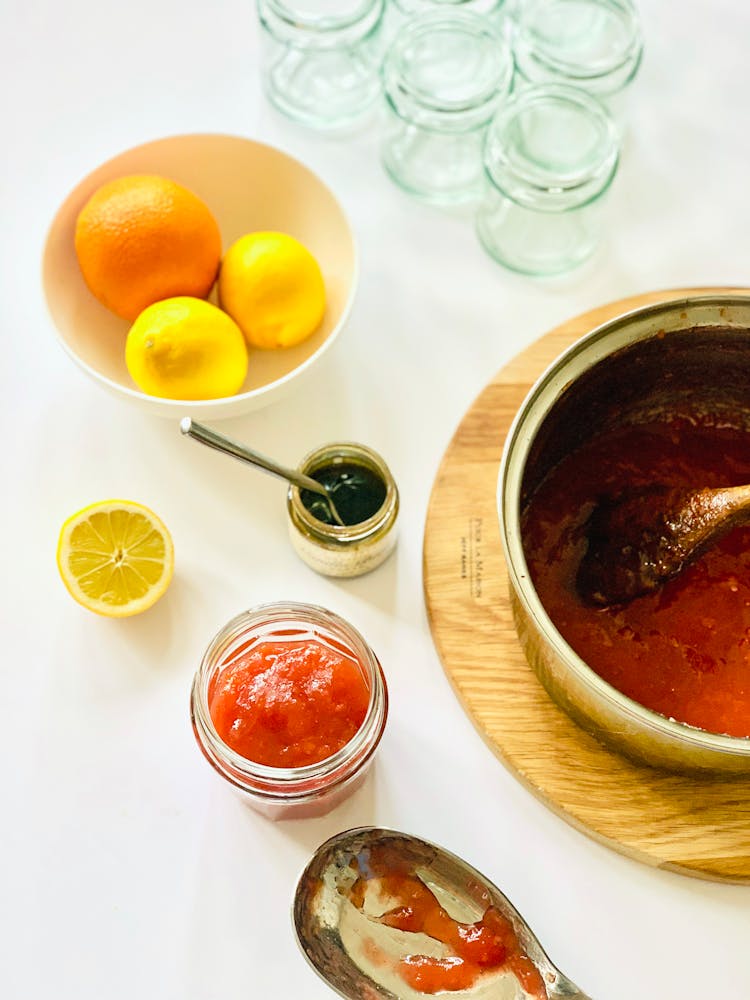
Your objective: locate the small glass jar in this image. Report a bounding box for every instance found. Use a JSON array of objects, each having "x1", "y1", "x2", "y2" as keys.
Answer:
[
  {"x1": 513, "y1": 0, "x2": 643, "y2": 122},
  {"x1": 191, "y1": 602, "x2": 388, "y2": 820},
  {"x1": 287, "y1": 442, "x2": 399, "y2": 577},
  {"x1": 381, "y1": 11, "x2": 514, "y2": 205},
  {"x1": 257, "y1": 0, "x2": 385, "y2": 129},
  {"x1": 476, "y1": 84, "x2": 620, "y2": 275}
]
